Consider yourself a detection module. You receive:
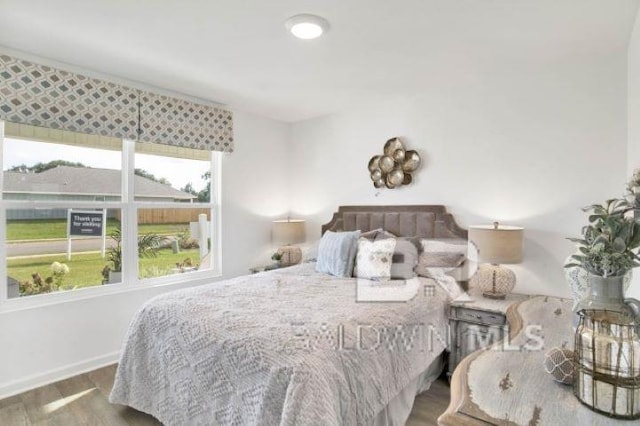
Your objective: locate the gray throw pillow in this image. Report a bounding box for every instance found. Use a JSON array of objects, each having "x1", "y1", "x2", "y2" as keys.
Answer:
[
  {"x1": 316, "y1": 230, "x2": 361, "y2": 277},
  {"x1": 361, "y1": 228, "x2": 396, "y2": 241}
]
